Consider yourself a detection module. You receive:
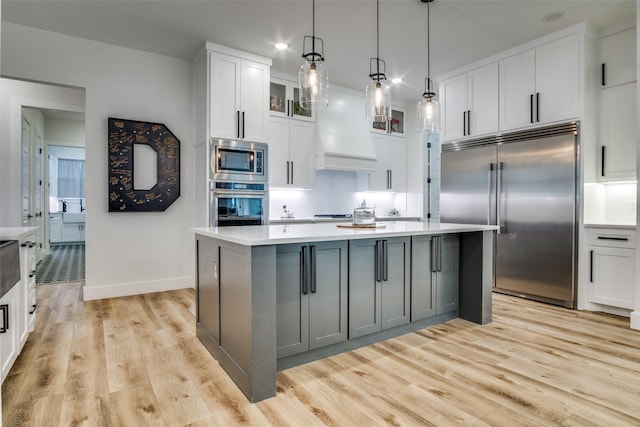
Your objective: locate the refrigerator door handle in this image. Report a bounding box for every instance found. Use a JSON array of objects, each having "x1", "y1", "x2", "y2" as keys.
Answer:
[
  {"x1": 488, "y1": 163, "x2": 495, "y2": 226},
  {"x1": 497, "y1": 162, "x2": 504, "y2": 234}
]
